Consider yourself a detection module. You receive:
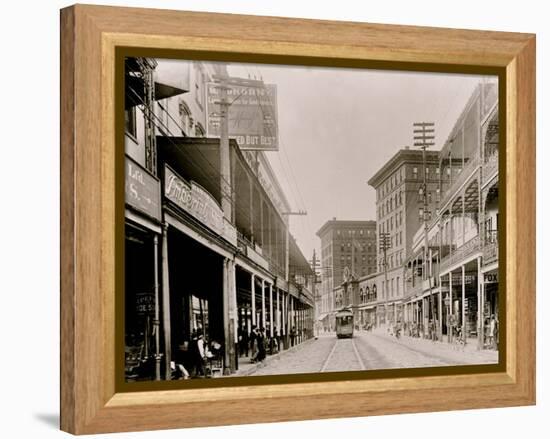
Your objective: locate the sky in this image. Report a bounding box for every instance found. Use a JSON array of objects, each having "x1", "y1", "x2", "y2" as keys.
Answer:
[{"x1": 221, "y1": 62, "x2": 493, "y2": 261}]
